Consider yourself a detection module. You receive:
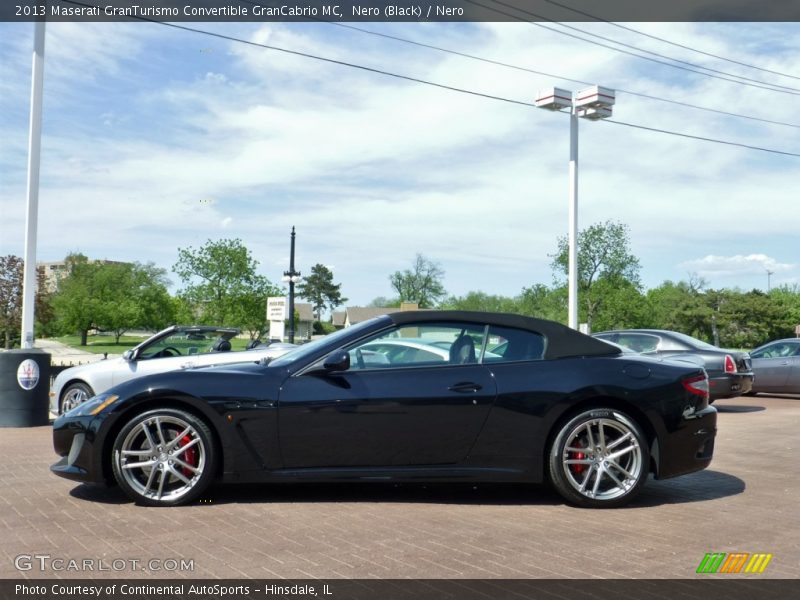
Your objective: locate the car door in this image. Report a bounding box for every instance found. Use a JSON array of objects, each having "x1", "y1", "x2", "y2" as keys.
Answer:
[
  {"x1": 751, "y1": 342, "x2": 797, "y2": 390},
  {"x1": 277, "y1": 322, "x2": 498, "y2": 468}
]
